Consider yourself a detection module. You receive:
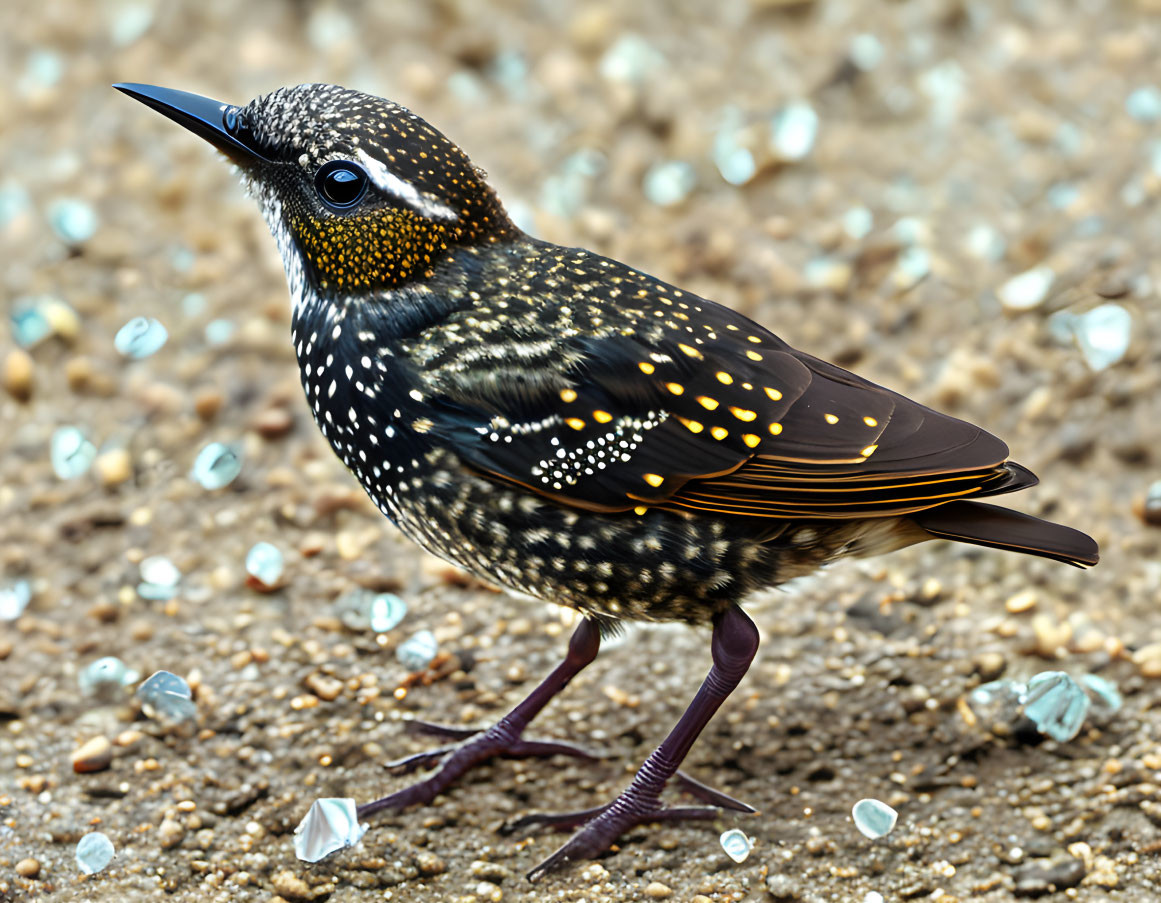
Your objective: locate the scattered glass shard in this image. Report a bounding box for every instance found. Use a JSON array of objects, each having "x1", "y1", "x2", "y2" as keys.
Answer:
[
  {"x1": 1072, "y1": 303, "x2": 1131, "y2": 372},
  {"x1": 998, "y1": 265, "x2": 1054, "y2": 311},
  {"x1": 137, "y1": 670, "x2": 197, "y2": 724},
  {"x1": 852, "y1": 799, "x2": 898, "y2": 839},
  {"x1": 49, "y1": 198, "x2": 99, "y2": 243},
  {"x1": 114, "y1": 316, "x2": 168, "y2": 359},
  {"x1": 51, "y1": 426, "x2": 97, "y2": 479},
  {"x1": 137, "y1": 555, "x2": 180, "y2": 601},
  {"x1": 245, "y1": 542, "x2": 284, "y2": 587},
  {"x1": 293, "y1": 798, "x2": 367, "y2": 863},
  {"x1": 1081, "y1": 674, "x2": 1122, "y2": 717},
  {"x1": 76, "y1": 831, "x2": 115, "y2": 874},
  {"x1": 191, "y1": 442, "x2": 243, "y2": 489},
  {"x1": 0, "y1": 578, "x2": 32, "y2": 621},
  {"x1": 1126, "y1": 85, "x2": 1161, "y2": 123},
  {"x1": 1023, "y1": 671, "x2": 1089, "y2": 742},
  {"x1": 719, "y1": 828, "x2": 753, "y2": 863},
  {"x1": 769, "y1": 101, "x2": 819, "y2": 162},
  {"x1": 396, "y1": 629, "x2": 438, "y2": 671},
  {"x1": 643, "y1": 160, "x2": 696, "y2": 207},
  {"x1": 967, "y1": 679, "x2": 1027, "y2": 728},
  {"x1": 333, "y1": 589, "x2": 408, "y2": 633},
  {"x1": 78, "y1": 656, "x2": 140, "y2": 695}
]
